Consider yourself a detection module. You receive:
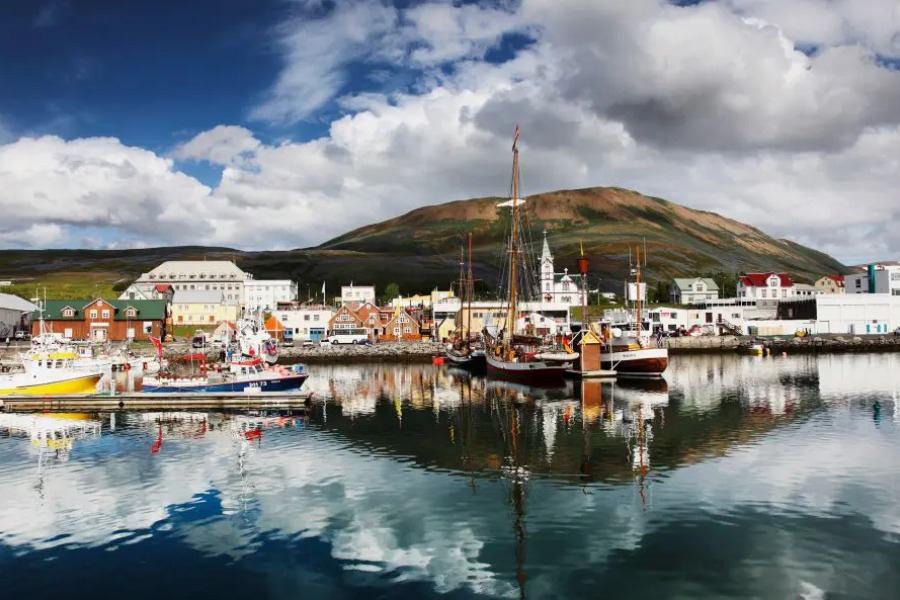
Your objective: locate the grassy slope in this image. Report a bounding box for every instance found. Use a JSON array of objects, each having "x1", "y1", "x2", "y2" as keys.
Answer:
[{"x1": 0, "y1": 187, "x2": 849, "y2": 298}]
